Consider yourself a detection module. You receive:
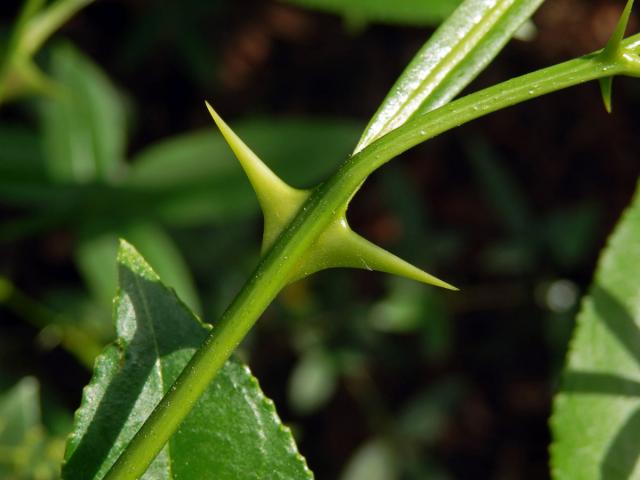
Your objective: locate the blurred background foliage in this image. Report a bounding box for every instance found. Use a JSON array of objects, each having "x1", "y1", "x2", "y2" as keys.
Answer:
[{"x1": 0, "y1": 0, "x2": 639, "y2": 478}]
